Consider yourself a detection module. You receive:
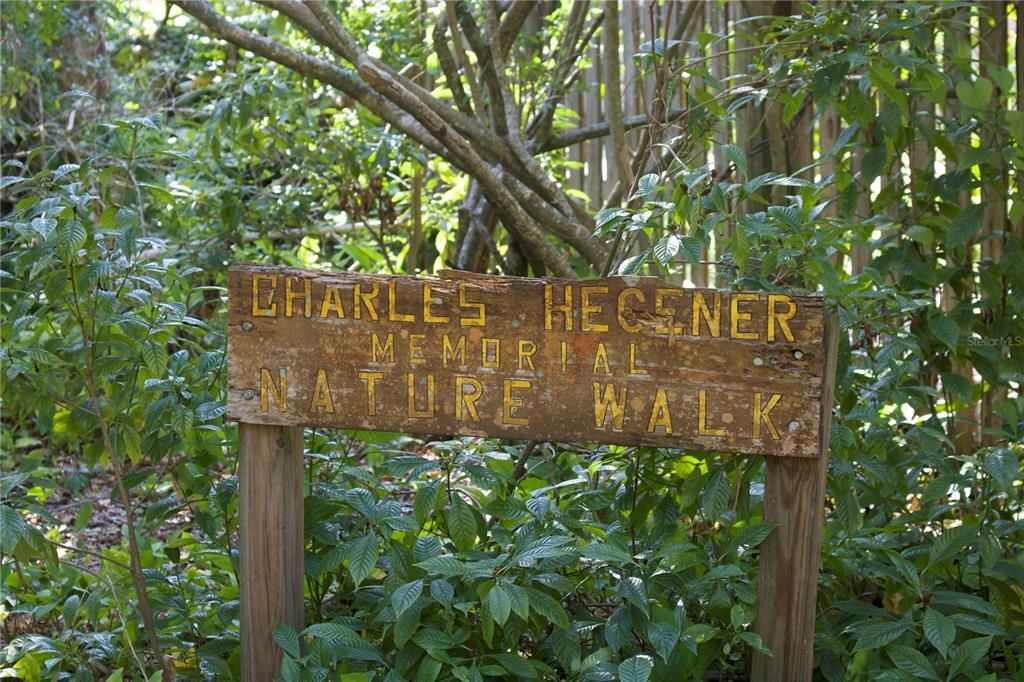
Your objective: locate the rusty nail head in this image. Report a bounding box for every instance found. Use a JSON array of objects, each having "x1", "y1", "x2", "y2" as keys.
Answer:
[
  {"x1": 242, "y1": 389, "x2": 255, "y2": 400},
  {"x1": 241, "y1": 320, "x2": 254, "y2": 331},
  {"x1": 788, "y1": 420, "x2": 801, "y2": 432},
  {"x1": 793, "y1": 350, "x2": 804, "y2": 359},
  {"x1": 276, "y1": 438, "x2": 286, "y2": 448}
]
